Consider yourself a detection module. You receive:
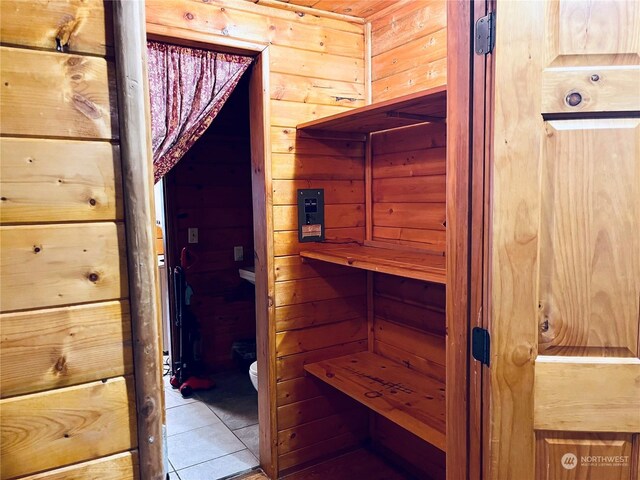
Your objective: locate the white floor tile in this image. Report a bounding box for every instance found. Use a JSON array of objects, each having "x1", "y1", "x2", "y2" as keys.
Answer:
[
  {"x1": 168, "y1": 423, "x2": 245, "y2": 471},
  {"x1": 202, "y1": 394, "x2": 258, "y2": 431},
  {"x1": 176, "y1": 450, "x2": 259, "y2": 480},
  {"x1": 166, "y1": 402, "x2": 222, "y2": 436},
  {"x1": 165, "y1": 388, "x2": 198, "y2": 409},
  {"x1": 168, "y1": 472, "x2": 180, "y2": 480},
  {"x1": 233, "y1": 424, "x2": 259, "y2": 458}
]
